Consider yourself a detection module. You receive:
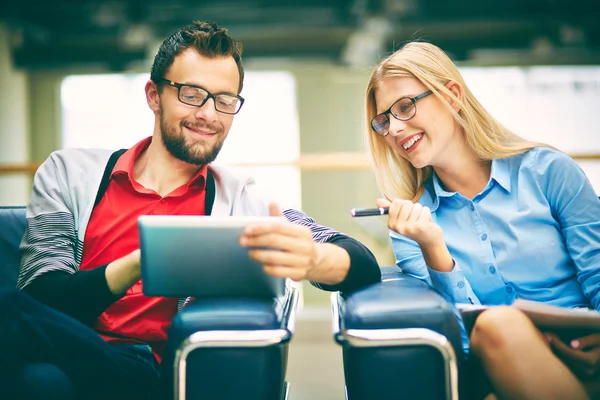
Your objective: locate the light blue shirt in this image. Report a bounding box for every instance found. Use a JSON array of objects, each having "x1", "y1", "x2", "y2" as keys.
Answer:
[{"x1": 390, "y1": 147, "x2": 600, "y2": 349}]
